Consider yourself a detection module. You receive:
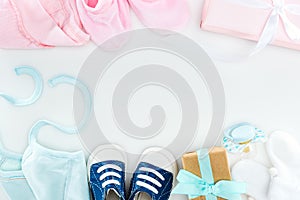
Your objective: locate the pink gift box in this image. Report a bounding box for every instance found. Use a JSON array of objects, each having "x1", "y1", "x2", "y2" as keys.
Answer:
[{"x1": 201, "y1": 0, "x2": 300, "y2": 51}]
